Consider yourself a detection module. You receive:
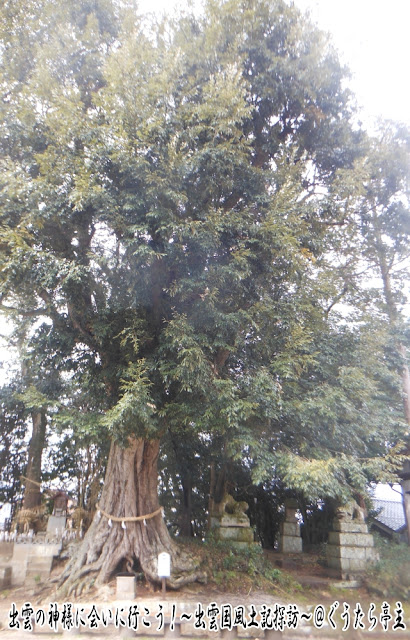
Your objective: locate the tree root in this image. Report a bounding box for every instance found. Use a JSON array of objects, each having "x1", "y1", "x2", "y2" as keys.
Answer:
[
  {"x1": 58, "y1": 545, "x2": 105, "y2": 597},
  {"x1": 57, "y1": 438, "x2": 208, "y2": 594},
  {"x1": 58, "y1": 535, "x2": 206, "y2": 595}
]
